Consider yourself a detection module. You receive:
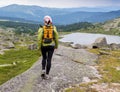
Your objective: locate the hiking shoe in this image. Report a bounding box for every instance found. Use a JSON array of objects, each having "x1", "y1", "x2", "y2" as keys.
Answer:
[
  {"x1": 41, "y1": 70, "x2": 45, "y2": 79},
  {"x1": 45, "y1": 74, "x2": 50, "y2": 79}
]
